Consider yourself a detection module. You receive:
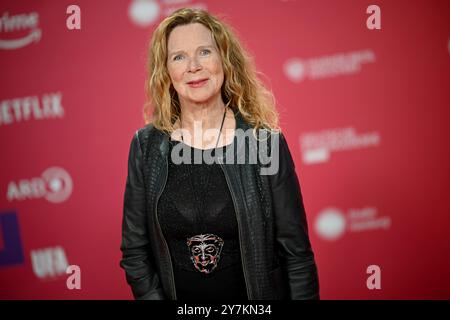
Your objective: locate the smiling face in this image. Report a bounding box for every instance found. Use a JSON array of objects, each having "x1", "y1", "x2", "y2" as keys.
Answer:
[{"x1": 166, "y1": 23, "x2": 225, "y2": 106}]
